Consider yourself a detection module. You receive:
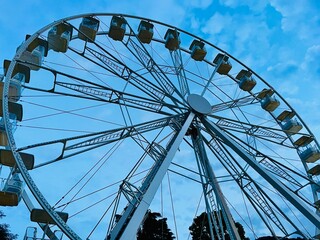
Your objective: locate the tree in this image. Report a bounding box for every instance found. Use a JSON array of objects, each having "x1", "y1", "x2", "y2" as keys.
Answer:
[
  {"x1": 189, "y1": 211, "x2": 249, "y2": 240},
  {"x1": 0, "y1": 211, "x2": 18, "y2": 240},
  {"x1": 137, "y1": 210, "x2": 175, "y2": 240}
]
